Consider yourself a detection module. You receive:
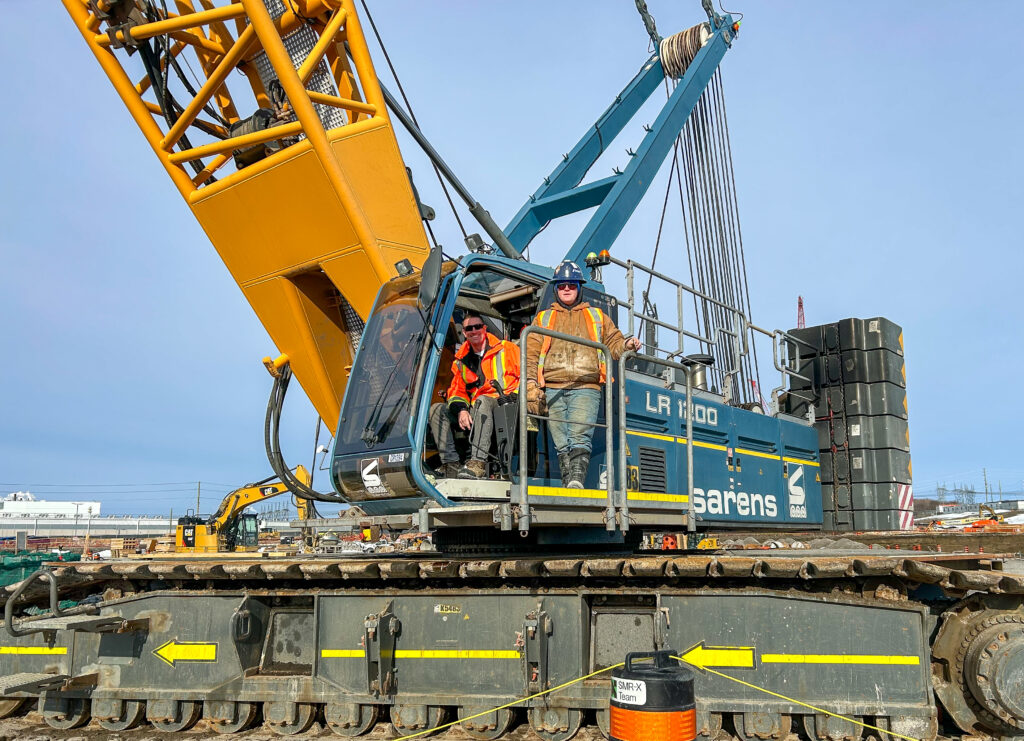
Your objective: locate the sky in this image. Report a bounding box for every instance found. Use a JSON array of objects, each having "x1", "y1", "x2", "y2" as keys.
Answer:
[{"x1": 1, "y1": 2, "x2": 1022, "y2": 515}]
